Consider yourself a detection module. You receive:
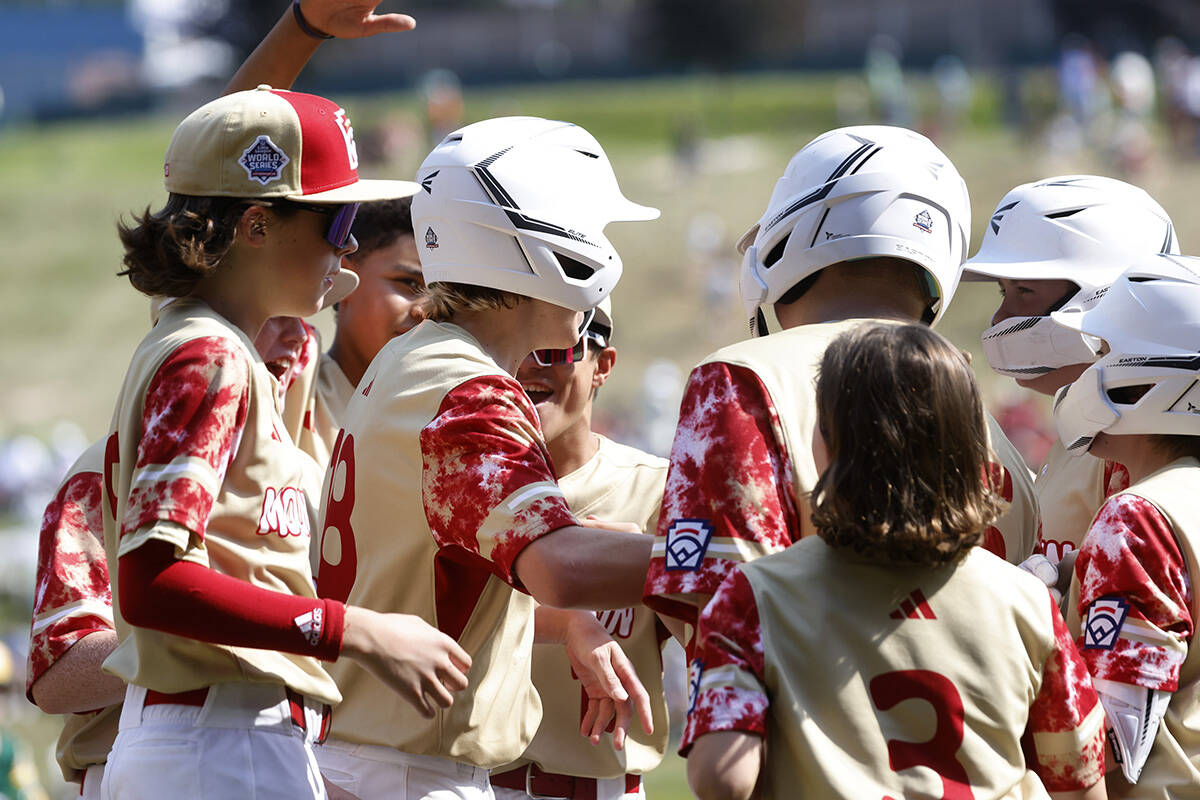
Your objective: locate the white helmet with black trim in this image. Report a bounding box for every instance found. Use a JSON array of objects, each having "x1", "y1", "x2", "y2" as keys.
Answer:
[
  {"x1": 965, "y1": 175, "x2": 1178, "y2": 379},
  {"x1": 412, "y1": 116, "x2": 659, "y2": 312},
  {"x1": 738, "y1": 125, "x2": 970, "y2": 336},
  {"x1": 1052, "y1": 254, "x2": 1200, "y2": 454}
]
